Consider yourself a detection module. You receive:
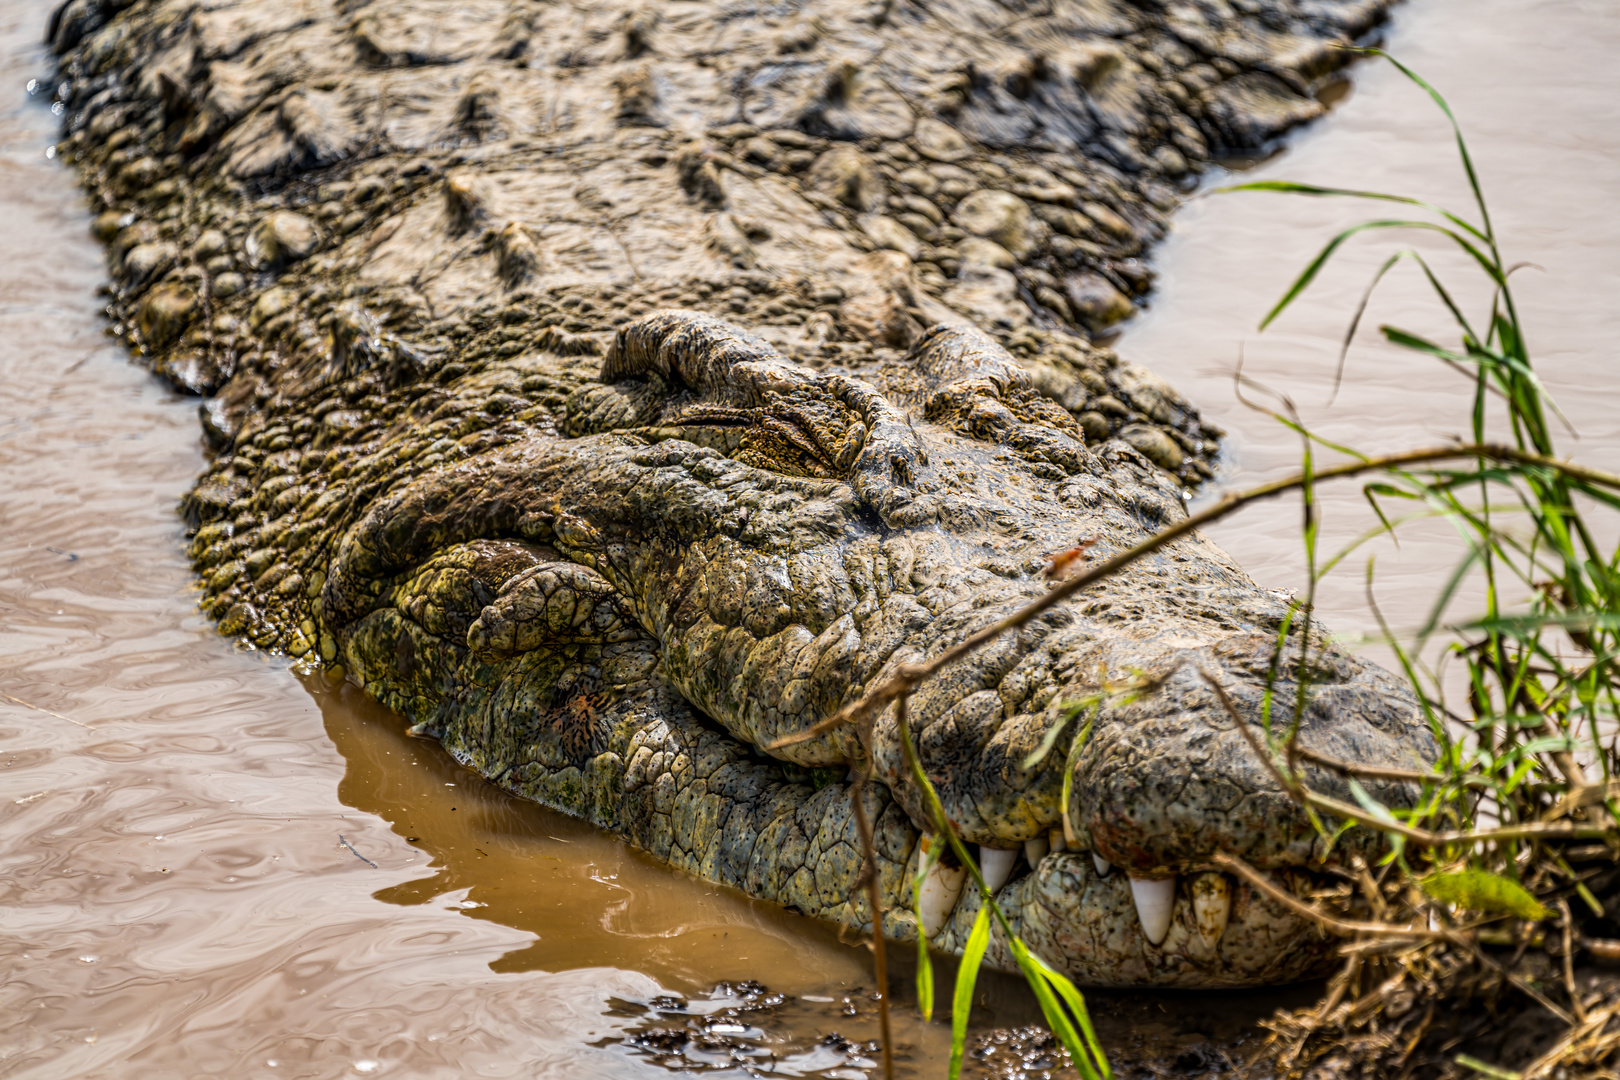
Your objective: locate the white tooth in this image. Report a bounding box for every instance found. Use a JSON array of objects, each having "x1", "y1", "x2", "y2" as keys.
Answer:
[
  {"x1": 1190, "y1": 872, "x2": 1231, "y2": 947},
  {"x1": 1048, "y1": 827, "x2": 1067, "y2": 853},
  {"x1": 980, "y1": 846, "x2": 1018, "y2": 893},
  {"x1": 1092, "y1": 852, "x2": 1112, "y2": 878},
  {"x1": 1023, "y1": 836, "x2": 1049, "y2": 867},
  {"x1": 918, "y1": 857, "x2": 967, "y2": 937},
  {"x1": 1129, "y1": 875, "x2": 1177, "y2": 947}
]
